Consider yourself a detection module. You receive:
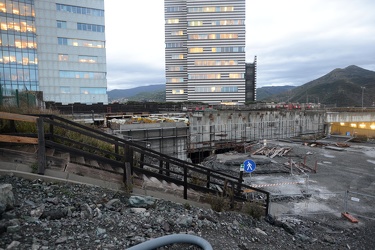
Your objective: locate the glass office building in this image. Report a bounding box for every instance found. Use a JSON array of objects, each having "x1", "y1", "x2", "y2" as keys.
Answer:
[
  {"x1": 164, "y1": 0, "x2": 246, "y2": 104},
  {"x1": 0, "y1": 0, "x2": 108, "y2": 104}
]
